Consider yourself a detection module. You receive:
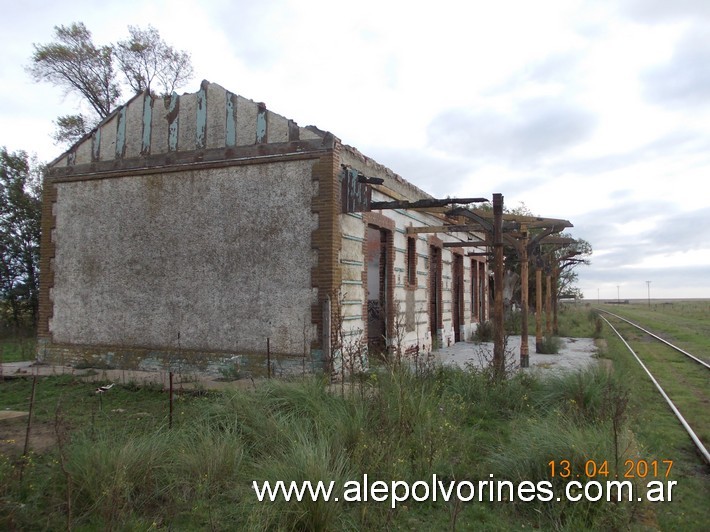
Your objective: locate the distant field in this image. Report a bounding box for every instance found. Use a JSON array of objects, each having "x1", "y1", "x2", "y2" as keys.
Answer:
[{"x1": 594, "y1": 300, "x2": 710, "y2": 364}]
